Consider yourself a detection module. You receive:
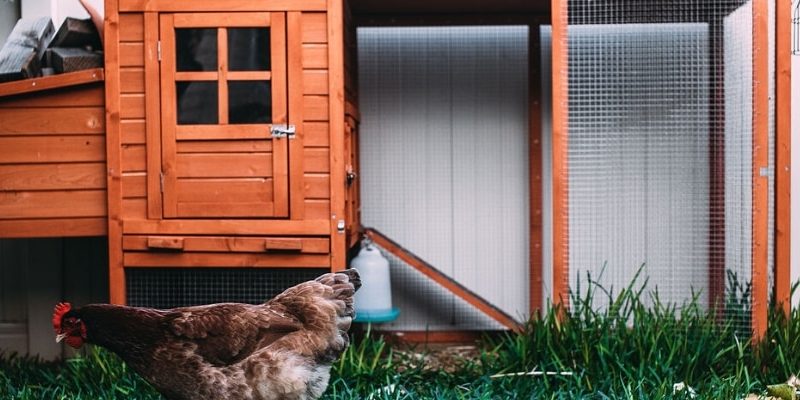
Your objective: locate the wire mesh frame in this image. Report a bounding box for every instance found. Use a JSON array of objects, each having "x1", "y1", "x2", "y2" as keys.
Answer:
[{"x1": 550, "y1": 0, "x2": 773, "y2": 338}]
